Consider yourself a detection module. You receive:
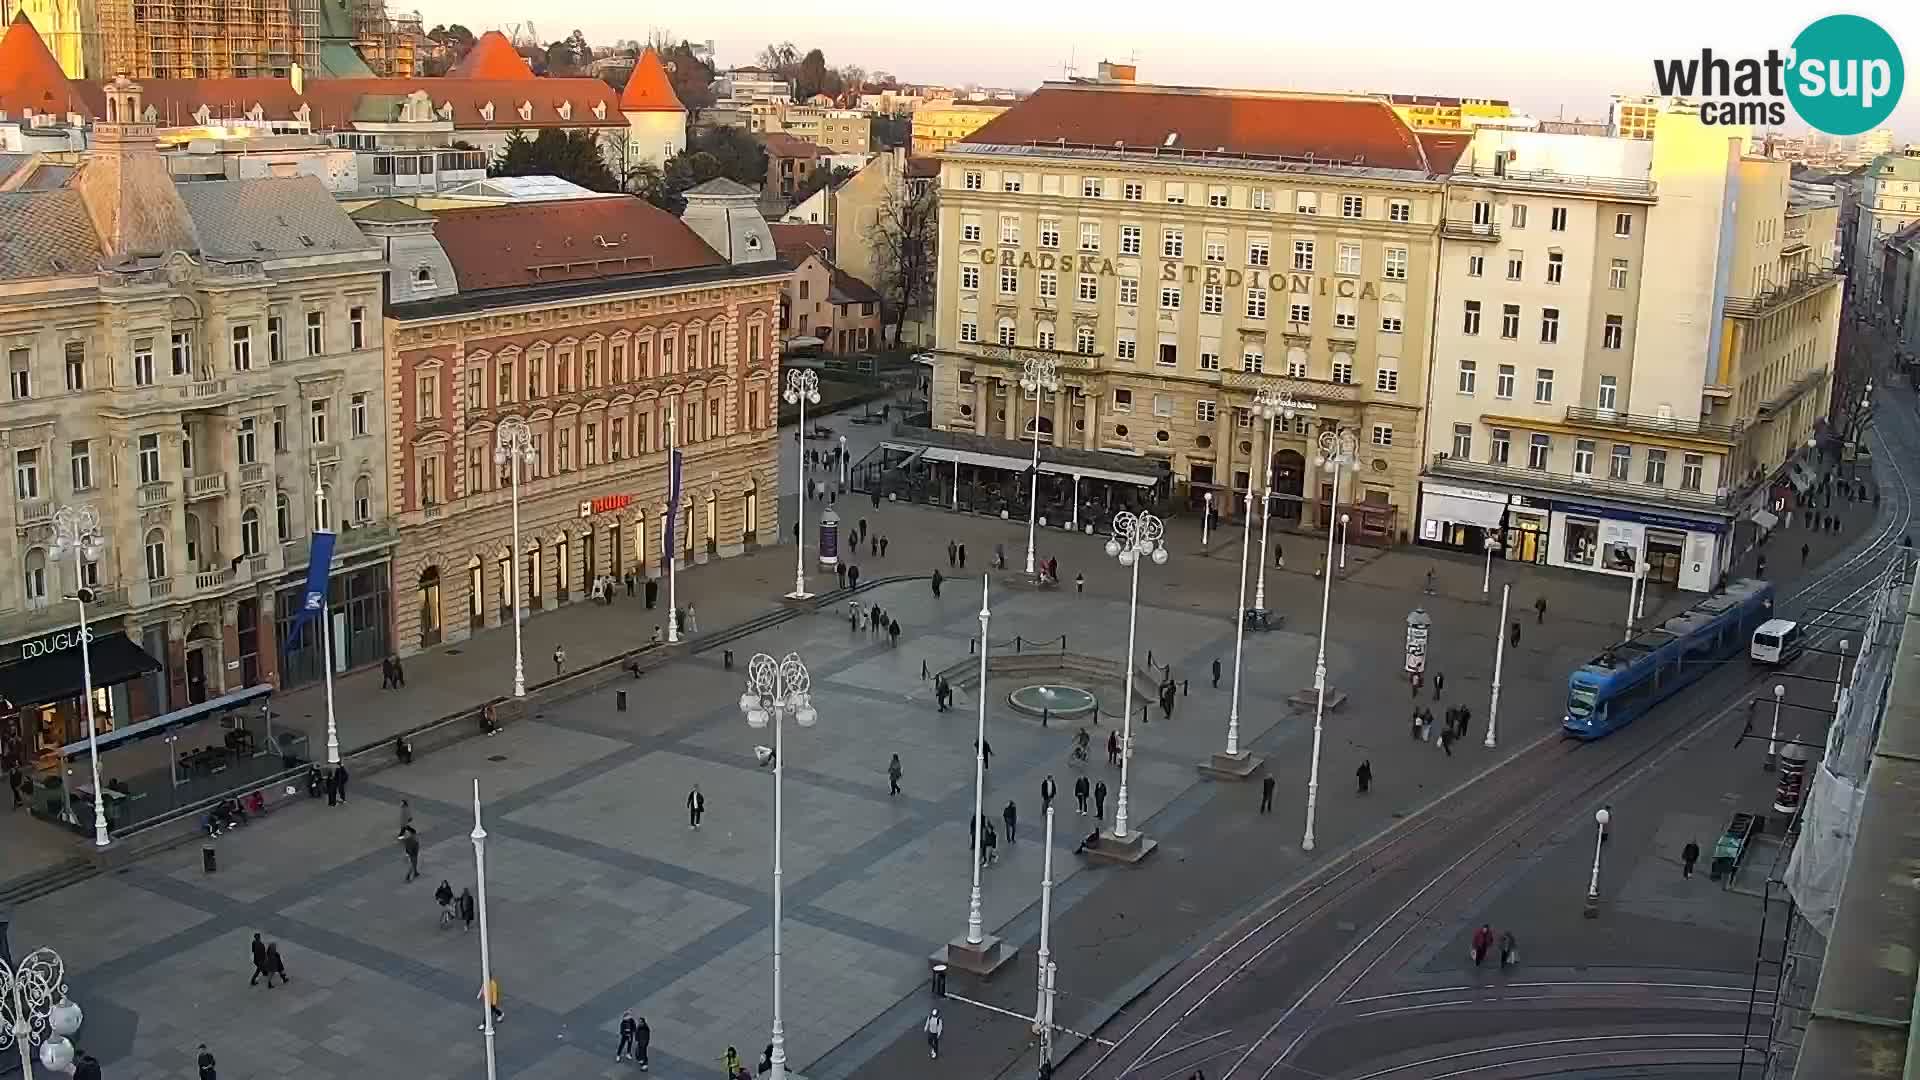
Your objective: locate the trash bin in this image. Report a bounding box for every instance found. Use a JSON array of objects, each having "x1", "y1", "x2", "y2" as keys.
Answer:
[
  {"x1": 202, "y1": 843, "x2": 217, "y2": 874},
  {"x1": 616, "y1": 690, "x2": 628, "y2": 712},
  {"x1": 931, "y1": 963, "x2": 948, "y2": 999}
]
